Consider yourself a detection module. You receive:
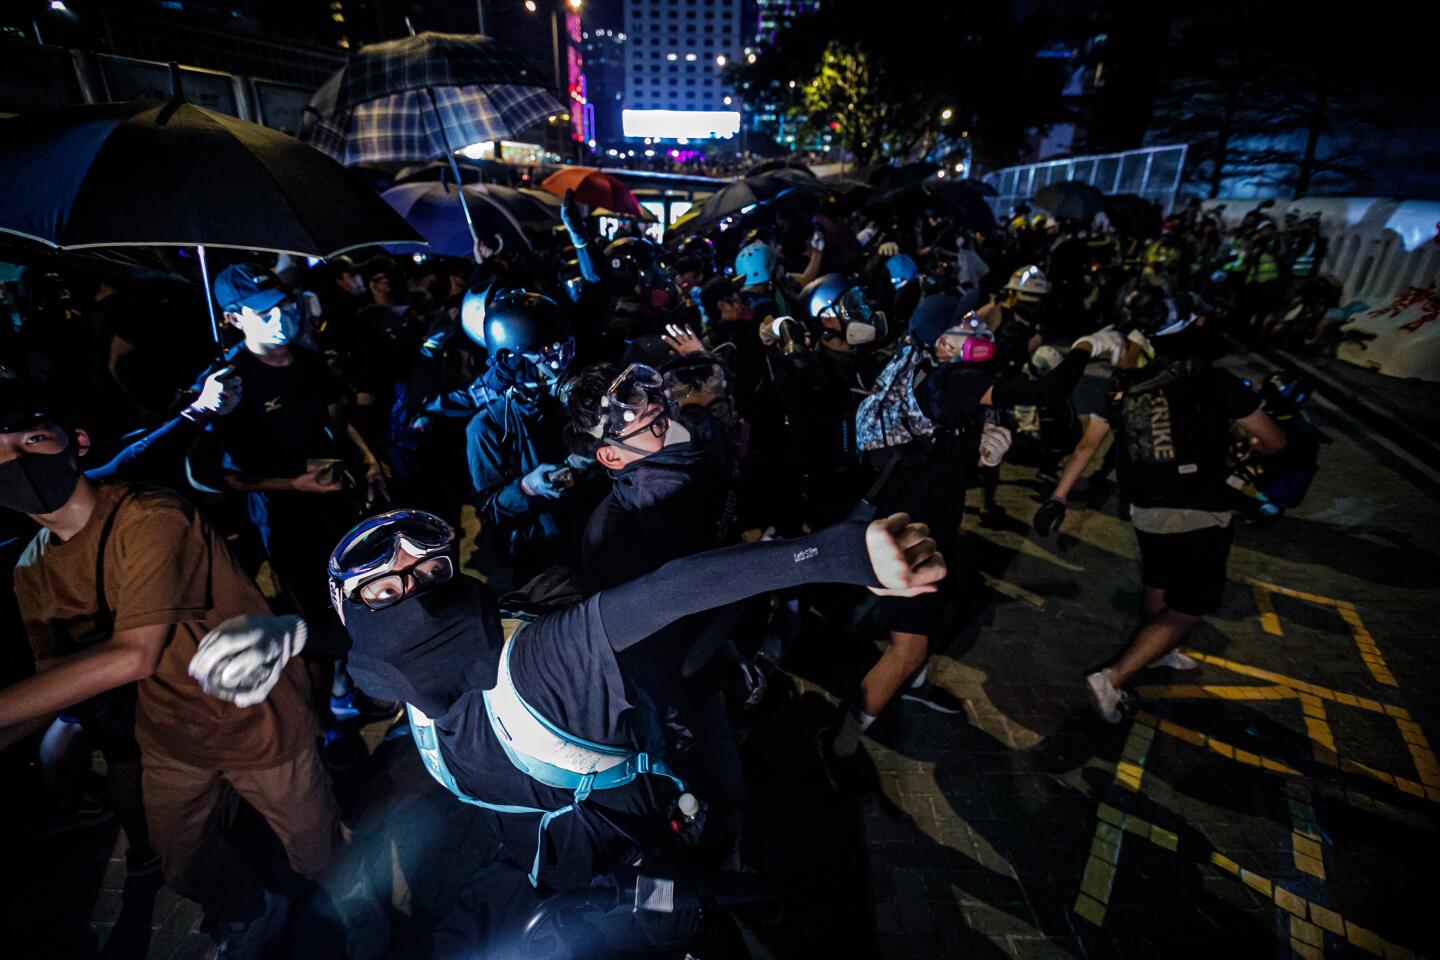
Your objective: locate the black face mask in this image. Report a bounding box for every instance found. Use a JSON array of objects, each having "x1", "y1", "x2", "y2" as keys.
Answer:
[
  {"x1": 0, "y1": 449, "x2": 80, "y2": 515},
  {"x1": 342, "y1": 576, "x2": 502, "y2": 718}
]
